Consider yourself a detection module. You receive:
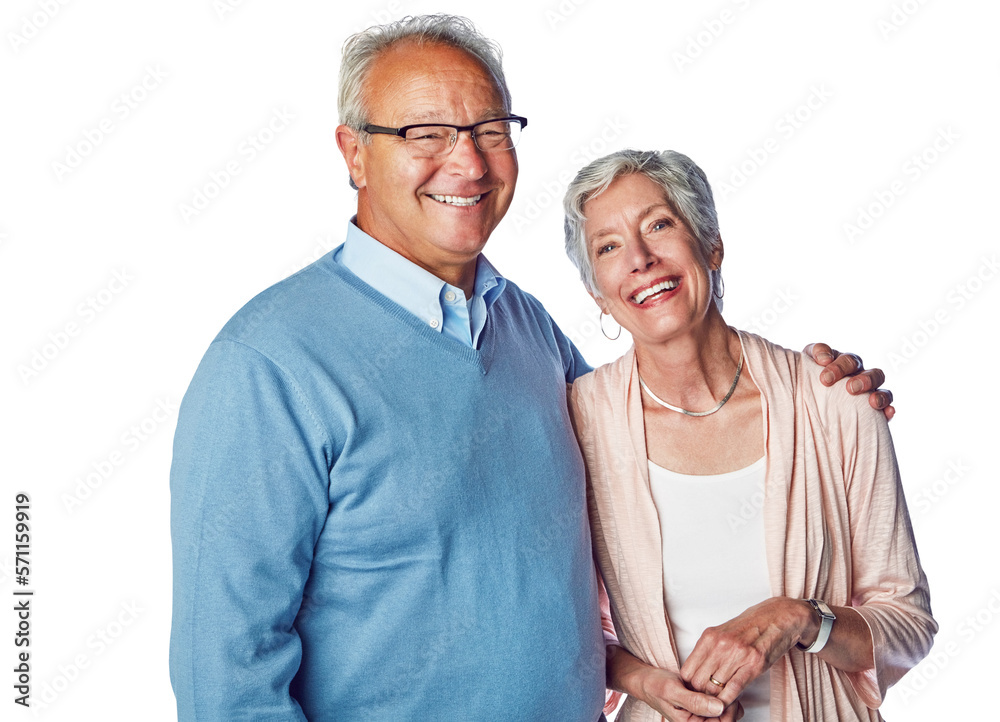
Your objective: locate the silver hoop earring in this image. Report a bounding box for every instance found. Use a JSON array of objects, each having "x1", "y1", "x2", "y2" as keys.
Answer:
[
  {"x1": 713, "y1": 270, "x2": 725, "y2": 300},
  {"x1": 600, "y1": 311, "x2": 621, "y2": 341}
]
